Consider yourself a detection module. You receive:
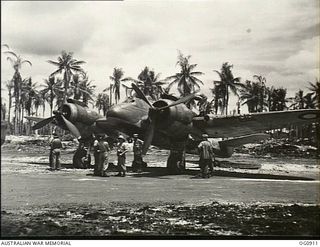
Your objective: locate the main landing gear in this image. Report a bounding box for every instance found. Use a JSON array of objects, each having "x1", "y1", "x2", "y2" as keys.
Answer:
[
  {"x1": 166, "y1": 140, "x2": 186, "y2": 174},
  {"x1": 73, "y1": 143, "x2": 91, "y2": 169}
]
